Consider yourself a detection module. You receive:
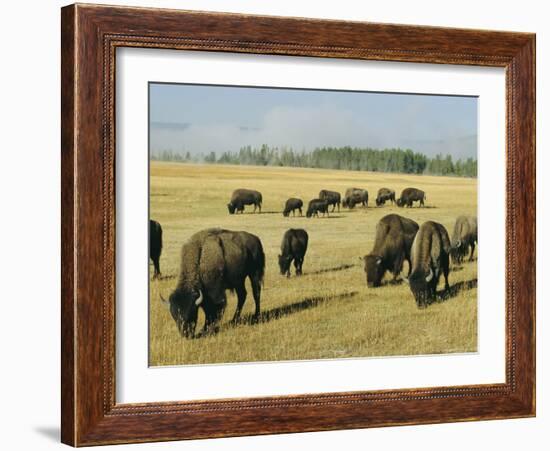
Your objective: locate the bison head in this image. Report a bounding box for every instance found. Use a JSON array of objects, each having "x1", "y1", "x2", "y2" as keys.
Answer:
[
  {"x1": 396, "y1": 198, "x2": 404, "y2": 207},
  {"x1": 405, "y1": 268, "x2": 435, "y2": 308},
  {"x1": 450, "y1": 240, "x2": 465, "y2": 264},
  {"x1": 227, "y1": 203, "x2": 236, "y2": 214},
  {"x1": 375, "y1": 197, "x2": 383, "y2": 206},
  {"x1": 282, "y1": 210, "x2": 290, "y2": 217},
  {"x1": 306, "y1": 209, "x2": 313, "y2": 218},
  {"x1": 161, "y1": 288, "x2": 204, "y2": 338},
  {"x1": 278, "y1": 254, "x2": 292, "y2": 277},
  {"x1": 363, "y1": 255, "x2": 384, "y2": 287}
]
